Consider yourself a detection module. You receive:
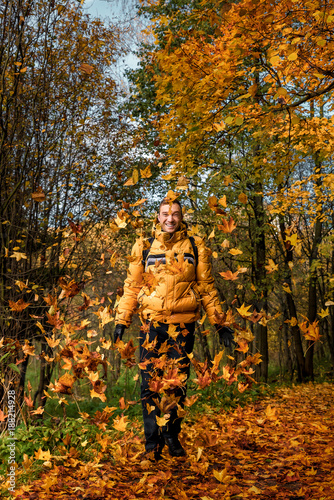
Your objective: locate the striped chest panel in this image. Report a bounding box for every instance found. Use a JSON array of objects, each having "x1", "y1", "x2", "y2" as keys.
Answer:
[{"x1": 145, "y1": 252, "x2": 195, "y2": 270}]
